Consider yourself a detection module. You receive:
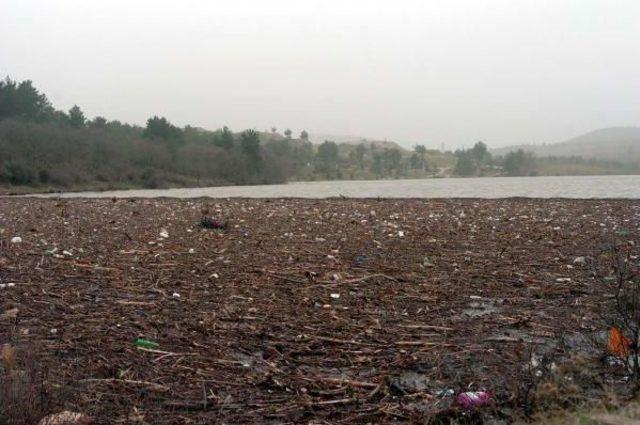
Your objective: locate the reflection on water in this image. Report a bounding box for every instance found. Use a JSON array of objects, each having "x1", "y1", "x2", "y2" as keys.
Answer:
[{"x1": 26, "y1": 175, "x2": 640, "y2": 199}]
